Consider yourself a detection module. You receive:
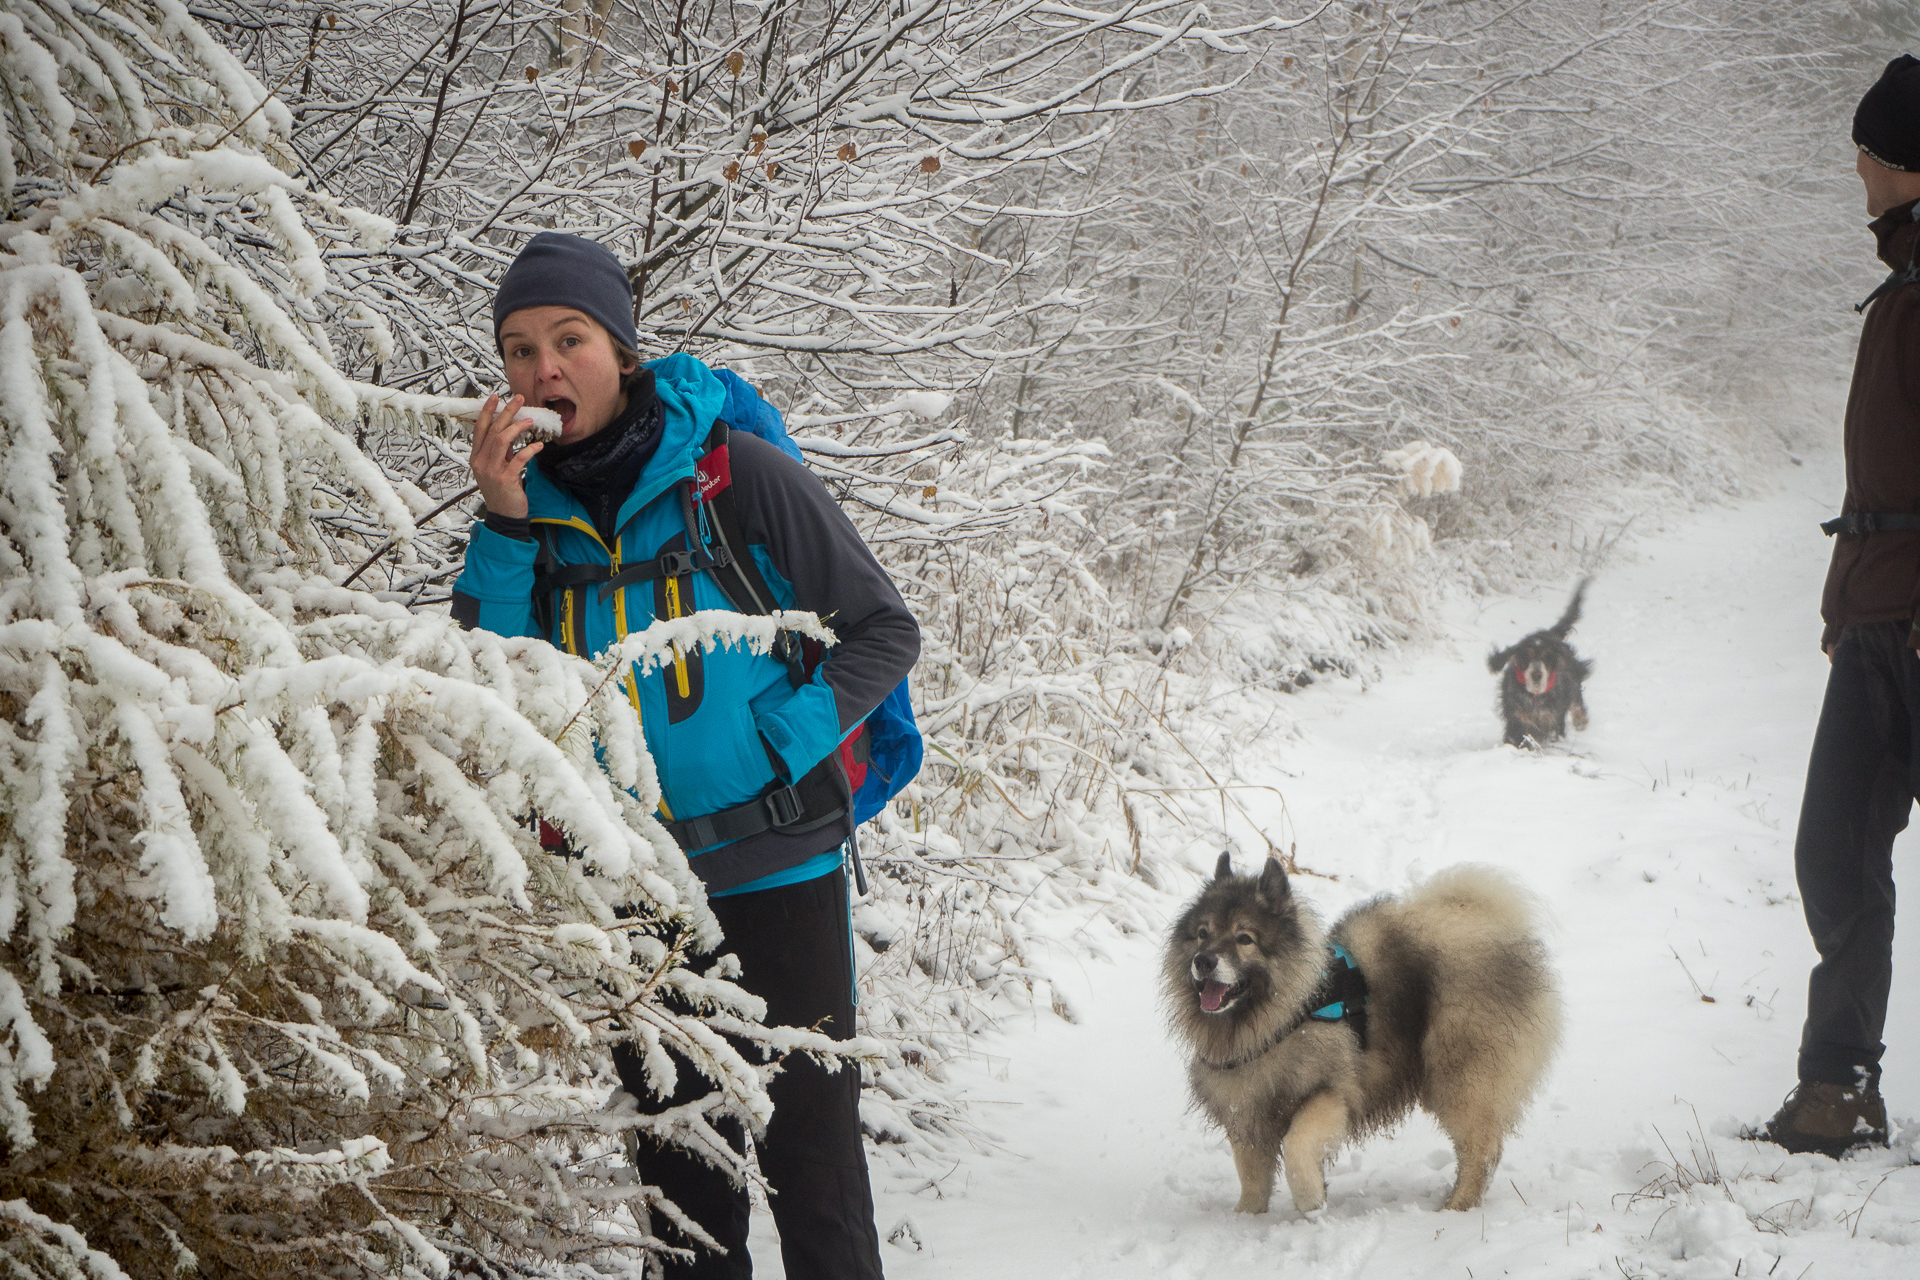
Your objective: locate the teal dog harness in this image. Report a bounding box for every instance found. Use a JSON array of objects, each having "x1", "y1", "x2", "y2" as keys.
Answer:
[{"x1": 1305, "y1": 942, "x2": 1370, "y2": 1049}]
